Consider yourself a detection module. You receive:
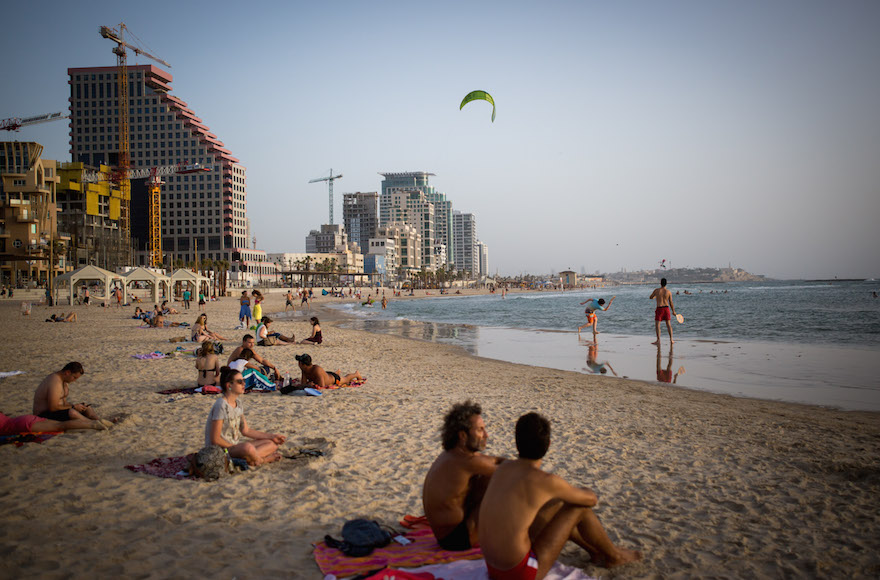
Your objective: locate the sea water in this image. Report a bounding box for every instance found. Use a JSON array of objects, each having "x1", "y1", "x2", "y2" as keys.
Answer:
[{"x1": 332, "y1": 280, "x2": 880, "y2": 410}]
